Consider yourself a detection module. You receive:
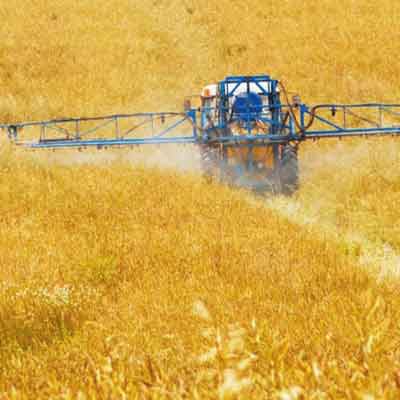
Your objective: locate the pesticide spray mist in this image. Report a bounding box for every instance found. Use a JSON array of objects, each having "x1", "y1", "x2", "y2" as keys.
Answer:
[
  {"x1": 262, "y1": 138, "x2": 400, "y2": 279},
  {"x1": 24, "y1": 137, "x2": 400, "y2": 279},
  {"x1": 27, "y1": 144, "x2": 203, "y2": 174}
]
